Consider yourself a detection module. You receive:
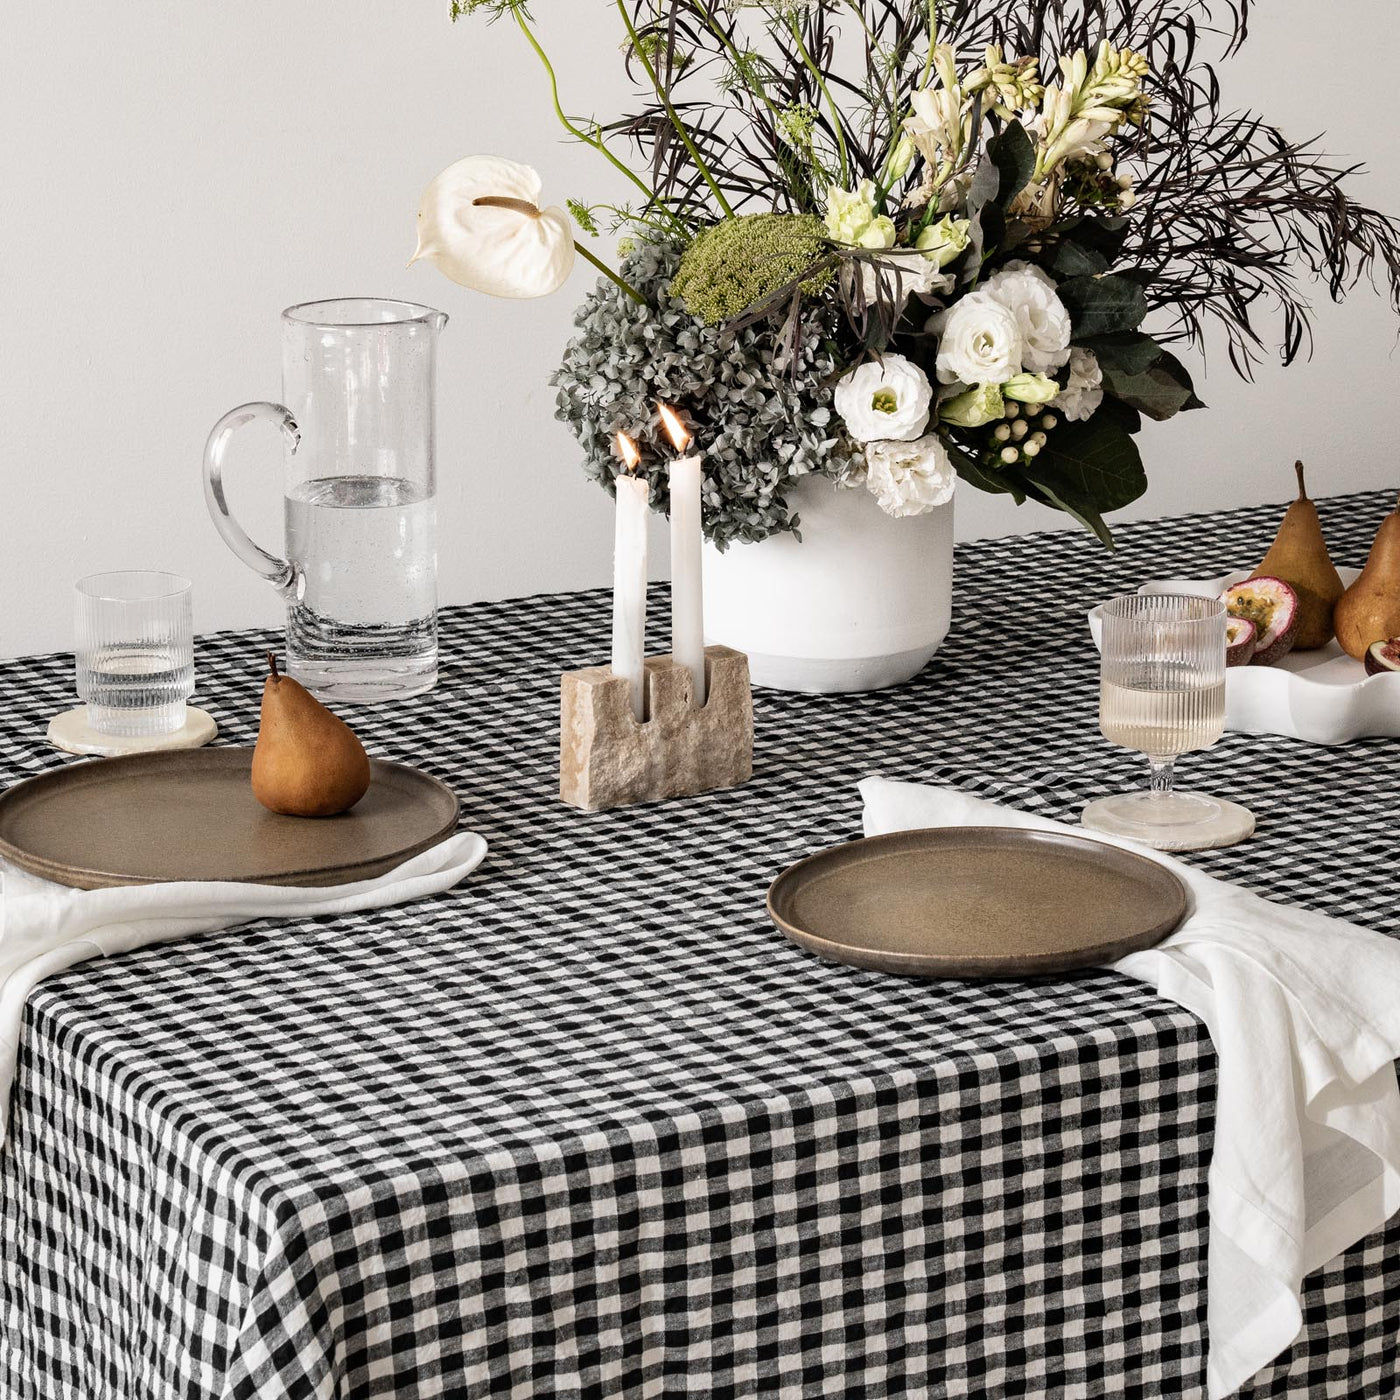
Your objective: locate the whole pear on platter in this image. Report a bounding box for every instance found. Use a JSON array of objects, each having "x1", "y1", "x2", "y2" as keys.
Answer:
[
  {"x1": 1249, "y1": 461, "x2": 1345, "y2": 650},
  {"x1": 251, "y1": 653, "x2": 371, "y2": 817},
  {"x1": 1334, "y1": 491, "x2": 1400, "y2": 661}
]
